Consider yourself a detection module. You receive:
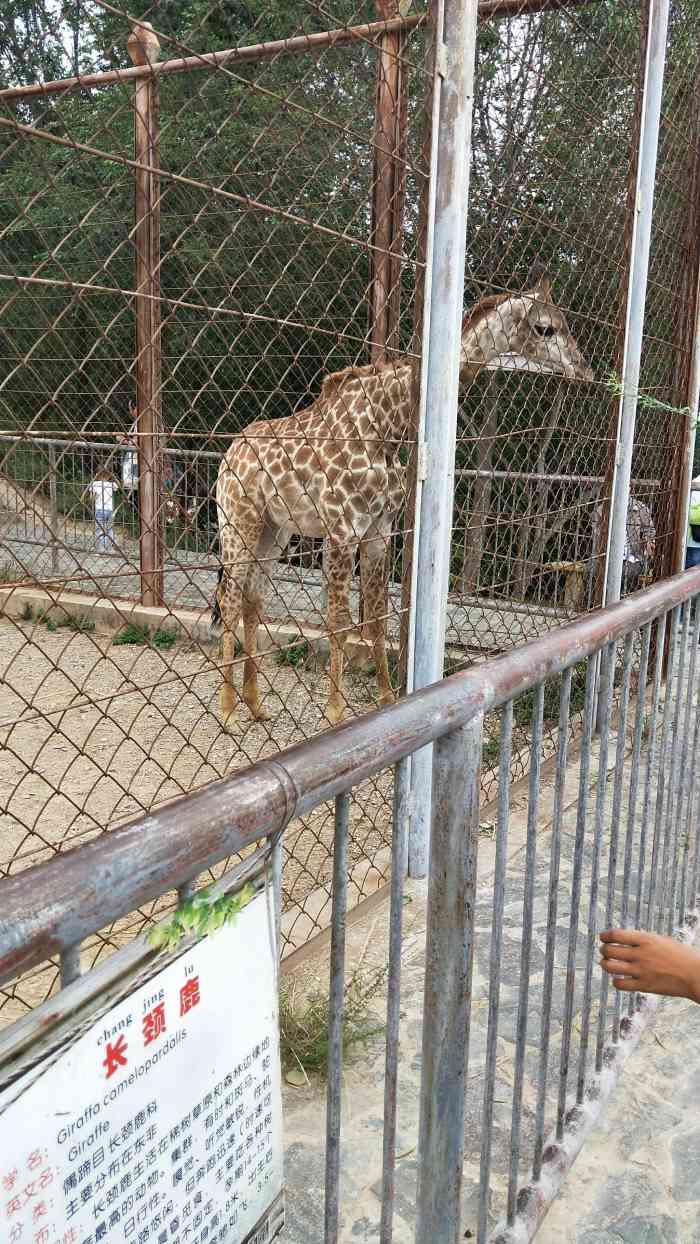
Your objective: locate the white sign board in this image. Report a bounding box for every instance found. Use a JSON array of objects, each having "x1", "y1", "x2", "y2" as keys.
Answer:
[{"x1": 0, "y1": 890, "x2": 283, "y2": 1244}]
